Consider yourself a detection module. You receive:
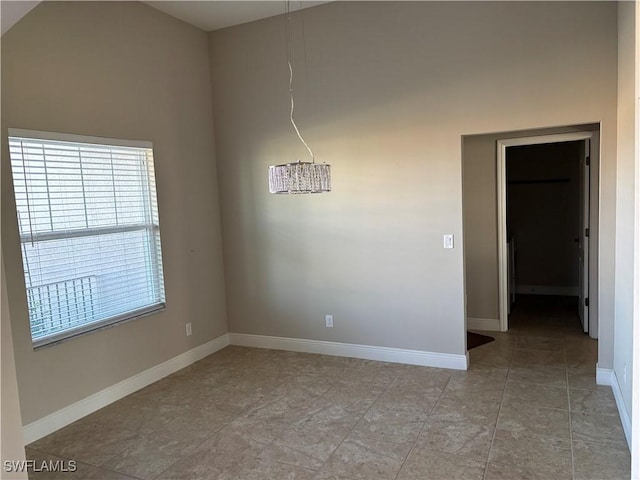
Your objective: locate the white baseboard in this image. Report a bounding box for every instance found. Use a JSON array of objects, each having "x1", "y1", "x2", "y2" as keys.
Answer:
[
  {"x1": 467, "y1": 318, "x2": 500, "y2": 331},
  {"x1": 516, "y1": 285, "x2": 579, "y2": 296},
  {"x1": 23, "y1": 333, "x2": 230, "y2": 445},
  {"x1": 596, "y1": 364, "x2": 631, "y2": 448},
  {"x1": 228, "y1": 333, "x2": 468, "y2": 371},
  {"x1": 596, "y1": 365, "x2": 613, "y2": 386},
  {"x1": 611, "y1": 370, "x2": 632, "y2": 448}
]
